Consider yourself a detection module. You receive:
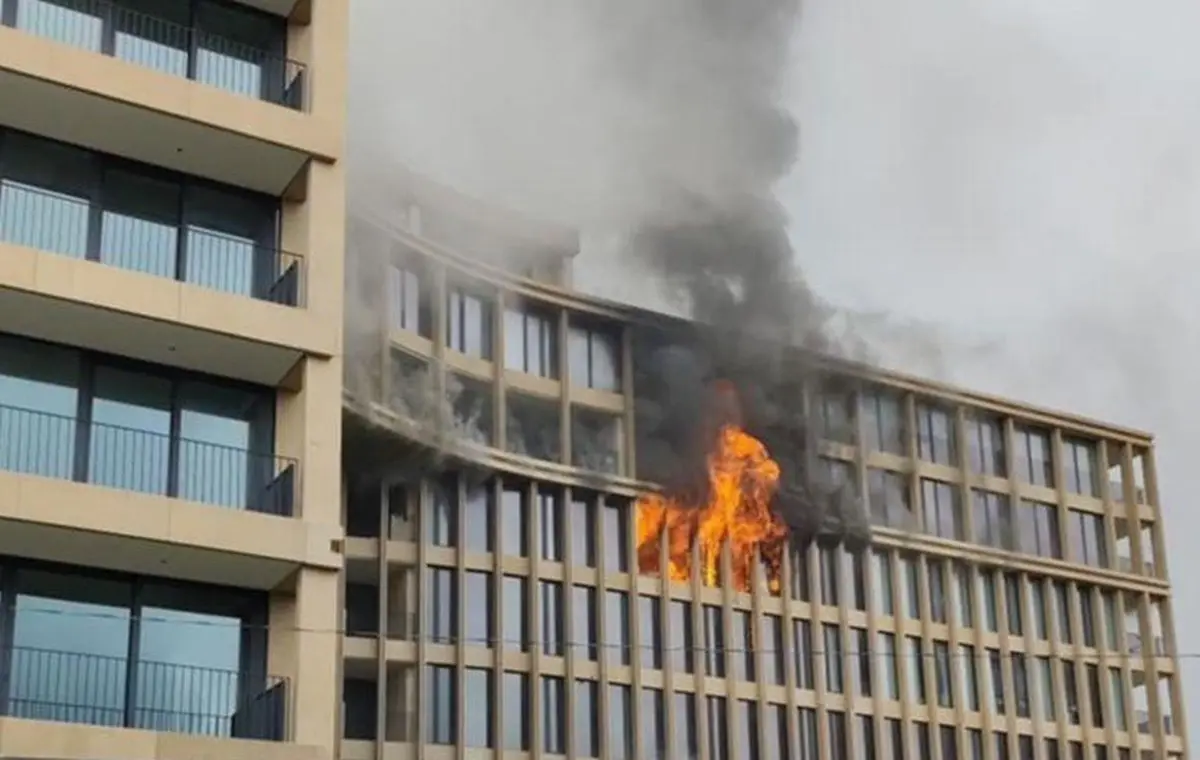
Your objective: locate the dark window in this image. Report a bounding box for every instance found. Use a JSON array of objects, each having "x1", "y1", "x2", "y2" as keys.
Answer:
[
  {"x1": 816, "y1": 384, "x2": 855, "y2": 444},
  {"x1": 541, "y1": 676, "x2": 565, "y2": 753},
  {"x1": 934, "y1": 642, "x2": 953, "y2": 707},
  {"x1": 386, "y1": 259, "x2": 432, "y2": 337},
  {"x1": 916, "y1": 402, "x2": 956, "y2": 464},
  {"x1": 827, "y1": 710, "x2": 847, "y2": 760},
  {"x1": 568, "y1": 321, "x2": 620, "y2": 391},
  {"x1": 1063, "y1": 660, "x2": 1081, "y2": 725},
  {"x1": 732, "y1": 611, "x2": 755, "y2": 681},
  {"x1": 823, "y1": 623, "x2": 843, "y2": 693},
  {"x1": 0, "y1": 130, "x2": 289, "y2": 301},
  {"x1": 928, "y1": 560, "x2": 947, "y2": 623},
  {"x1": 861, "y1": 388, "x2": 906, "y2": 454},
  {"x1": 539, "y1": 581, "x2": 563, "y2": 656},
  {"x1": 853, "y1": 628, "x2": 872, "y2": 697},
  {"x1": 868, "y1": 468, "x2": 911, "y2": 529},
  {"x1": 703, "y1": 605, "x2": 725, "y2": 678},
  {"x1": 427, "y1": 665, "x2": 455, "y2": 744},
  {"x1": 794, "y1": 620, "x2": 814, "y2": 689},
  {"x1": 446, "y1": 286, "x2": 494, "y2": 359},
  {"x1": 819, "y1": 546, "x2": 840, "y2": 605},
  {"x1": 1005, "y1": 573, "x2": 1023, "y2": 635},
  {"x1": 798, "y1": 708, "x2": 819, "y2": 760},
  {"x1": 1013, "y1": 653, "x2": 1031, "y2": 717}
]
